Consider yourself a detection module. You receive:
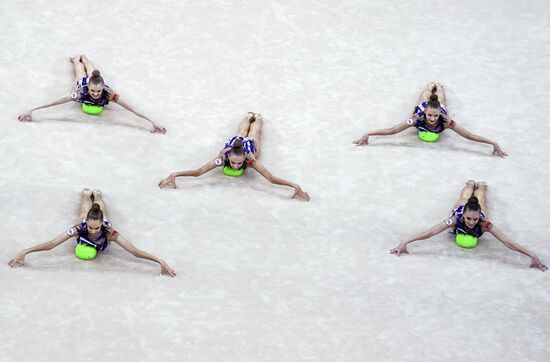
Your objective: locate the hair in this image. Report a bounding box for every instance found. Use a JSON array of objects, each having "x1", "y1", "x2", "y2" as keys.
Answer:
[
  {"x1": 229, "y1": 139, "x2": 245, "y2": 157},
  {"x1": 87, "y1": 70, "x2": 111, "y2": 104},
  {"x1": 89, "y1": 70, "x2": 104, "y2": 86},
  {"x1": 86, "y1": 203, "x2": 104, "y2": 221},
  {"x1": 426, "y1": 93, "x2": 441, "y2": 110},
  {"x1": 464, "y1": 196, "x2": 481, "y2": 213}
]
